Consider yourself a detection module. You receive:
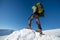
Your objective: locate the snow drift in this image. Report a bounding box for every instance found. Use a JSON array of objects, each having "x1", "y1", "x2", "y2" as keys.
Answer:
[{"x1": 5, "y1": 28, "x2": 60, "y2": 40}]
